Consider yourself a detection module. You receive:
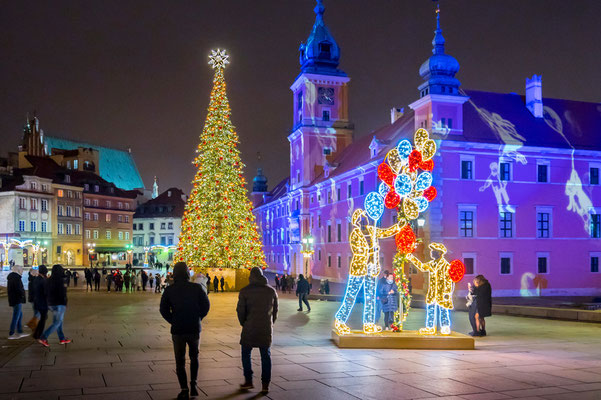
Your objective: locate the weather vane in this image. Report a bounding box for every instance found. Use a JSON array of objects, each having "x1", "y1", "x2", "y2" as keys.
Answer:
[{"x1": 208, "y1": 49, "x2": 229, "y2": 70}]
